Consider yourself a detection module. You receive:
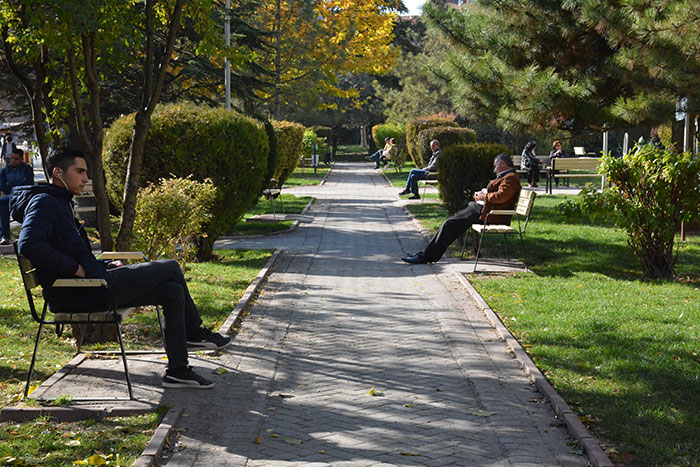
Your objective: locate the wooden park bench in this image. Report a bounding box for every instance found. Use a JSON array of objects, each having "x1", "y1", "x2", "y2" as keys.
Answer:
[
  {"x1": 14, "y1": 245, "x2": 164, "y2": 401},
  {"x1": 461, "y1": 189, "x2": 537, "y2": 271},
  {"x1": 546, "y1": 157, "x2": 603, "y2": 194}
]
